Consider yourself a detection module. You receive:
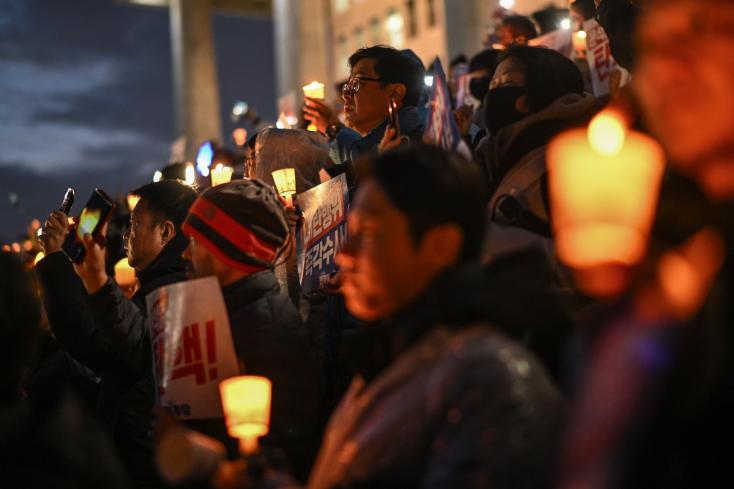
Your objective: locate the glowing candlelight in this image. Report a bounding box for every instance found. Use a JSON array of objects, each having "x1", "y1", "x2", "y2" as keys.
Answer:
[
  {"x1": 210, "y1": 163, "x2": 234, "y2": 186},
  {"x1": 547, "y1": 110, "x2": 665, "y2": 269},
  {"x1": 114, "y1": 257, "x2": 136, "y2": 287},
  {"x1": 271, "y1": 168, "x2": 297, "y2": 206},
  {"x1": 219, "y1": 376, "x2": 271, "y2": 455},
  {"x1": 302, "y1": 81, "x2": 325, "y2": 100},
  {"x1": 127, "y1": 193, "x2": 141, "y2": 211}
]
